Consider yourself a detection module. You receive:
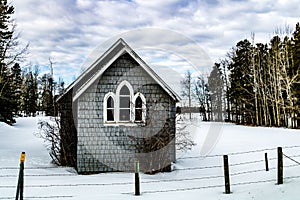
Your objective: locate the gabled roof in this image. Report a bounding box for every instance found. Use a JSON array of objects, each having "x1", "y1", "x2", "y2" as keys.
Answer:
[{"x1": 57, "y1": 38, "x2": 180, "y2": 102}]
